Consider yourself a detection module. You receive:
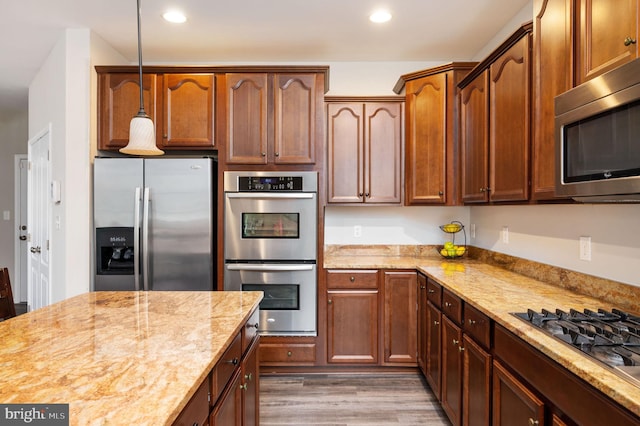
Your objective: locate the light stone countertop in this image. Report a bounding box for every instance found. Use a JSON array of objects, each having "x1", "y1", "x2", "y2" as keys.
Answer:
[
  {"x1": 0, "y1": 291, "x2": 263, "y2": 426},
  {"x1": 324, "y1": 252, "x2": 640, "y2": 418}
]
